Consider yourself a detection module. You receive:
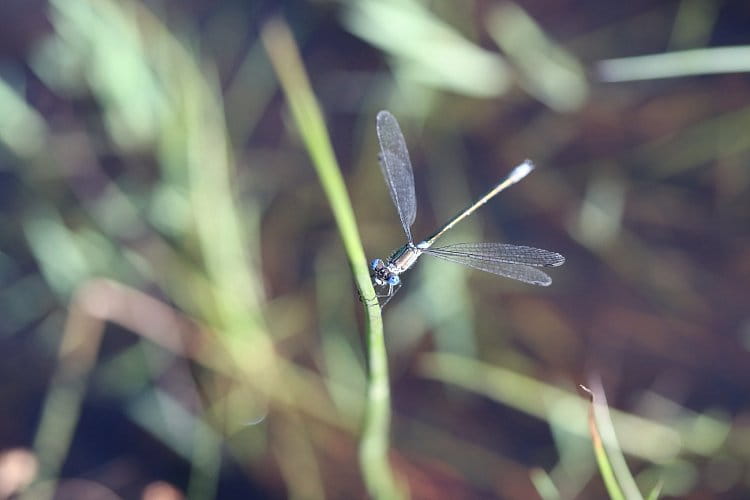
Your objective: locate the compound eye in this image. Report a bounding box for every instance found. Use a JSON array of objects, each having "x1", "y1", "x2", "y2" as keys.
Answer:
[
  {"x1": 369, "y1": 259, "x2": 383, "y2": 271},
  {"x1": 387, "y1": 275, "x2": 400, "y2": 286}
]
